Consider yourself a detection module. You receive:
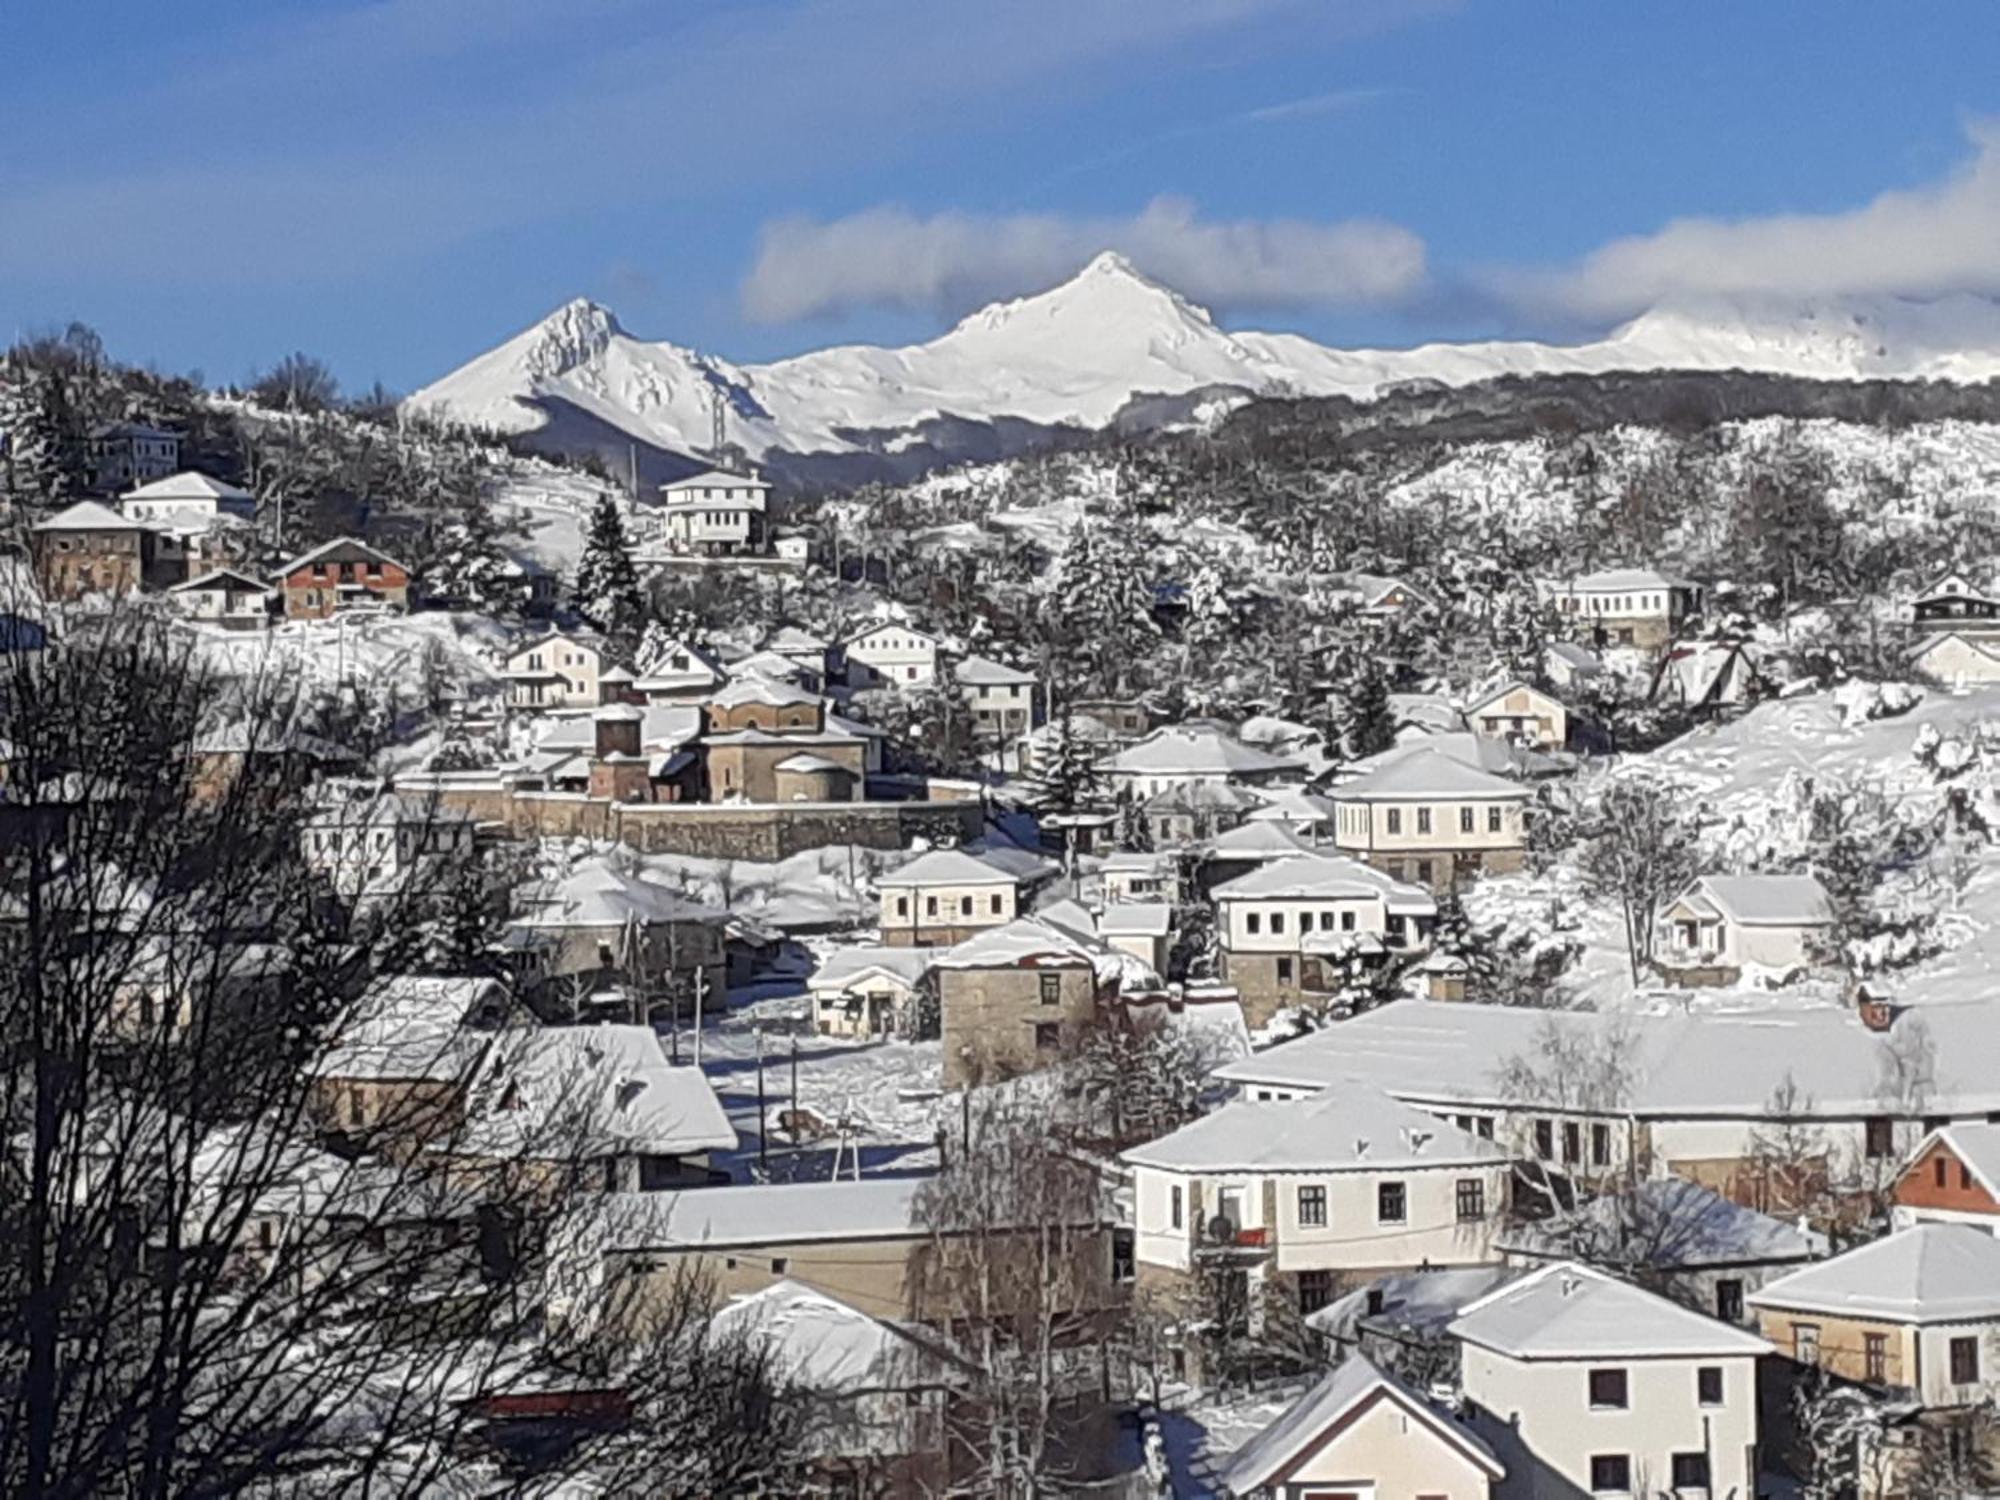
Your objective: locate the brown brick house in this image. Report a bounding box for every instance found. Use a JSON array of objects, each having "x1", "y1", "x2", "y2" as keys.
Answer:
[
  {"x1": 31, "y1": 500, "x2": 183, "y2": 599},
  {"x1": 933, "y1": 916, "x2": 1119, "y2": 1086},
  {"x1": 274, "y1": 536, "x2": 410, "y2": 619}
]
